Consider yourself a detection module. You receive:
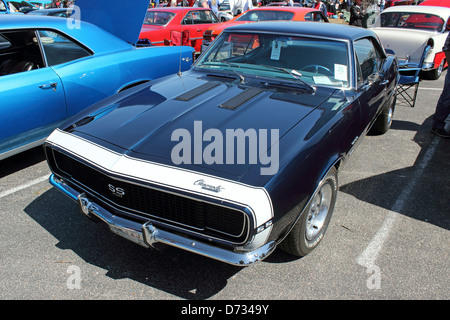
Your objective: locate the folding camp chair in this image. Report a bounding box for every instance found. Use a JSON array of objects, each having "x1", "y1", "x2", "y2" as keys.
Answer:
[
  {"x1": 396, "y1": 45, "x2": 431, "y2": 108},
  {"x1": 164, "y1": 30, "x2": 190, "y2": 47}
]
